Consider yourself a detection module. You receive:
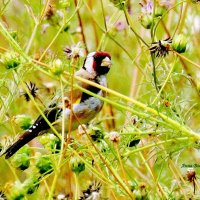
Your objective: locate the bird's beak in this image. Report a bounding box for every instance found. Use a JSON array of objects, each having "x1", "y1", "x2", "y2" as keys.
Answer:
[{"x1": 101, "y1": 57, "x2": 112, "y2": 67}]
